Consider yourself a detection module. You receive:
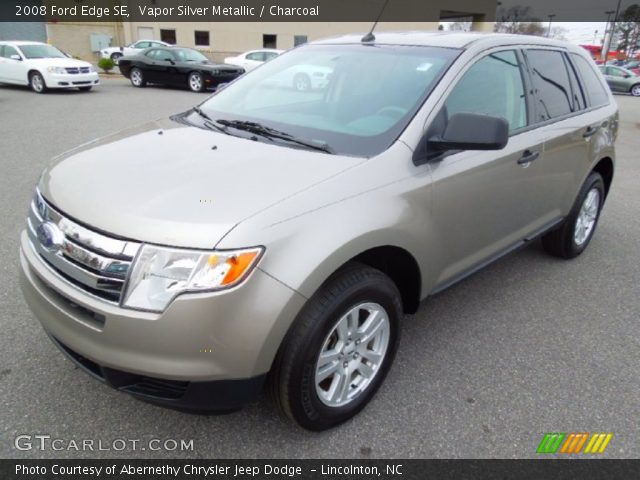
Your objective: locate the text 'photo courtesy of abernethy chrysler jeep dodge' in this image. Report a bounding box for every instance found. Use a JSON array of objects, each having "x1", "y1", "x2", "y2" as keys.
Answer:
[{"x1": 20, "y1": 32, "x2": 617, "y2": 431}]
